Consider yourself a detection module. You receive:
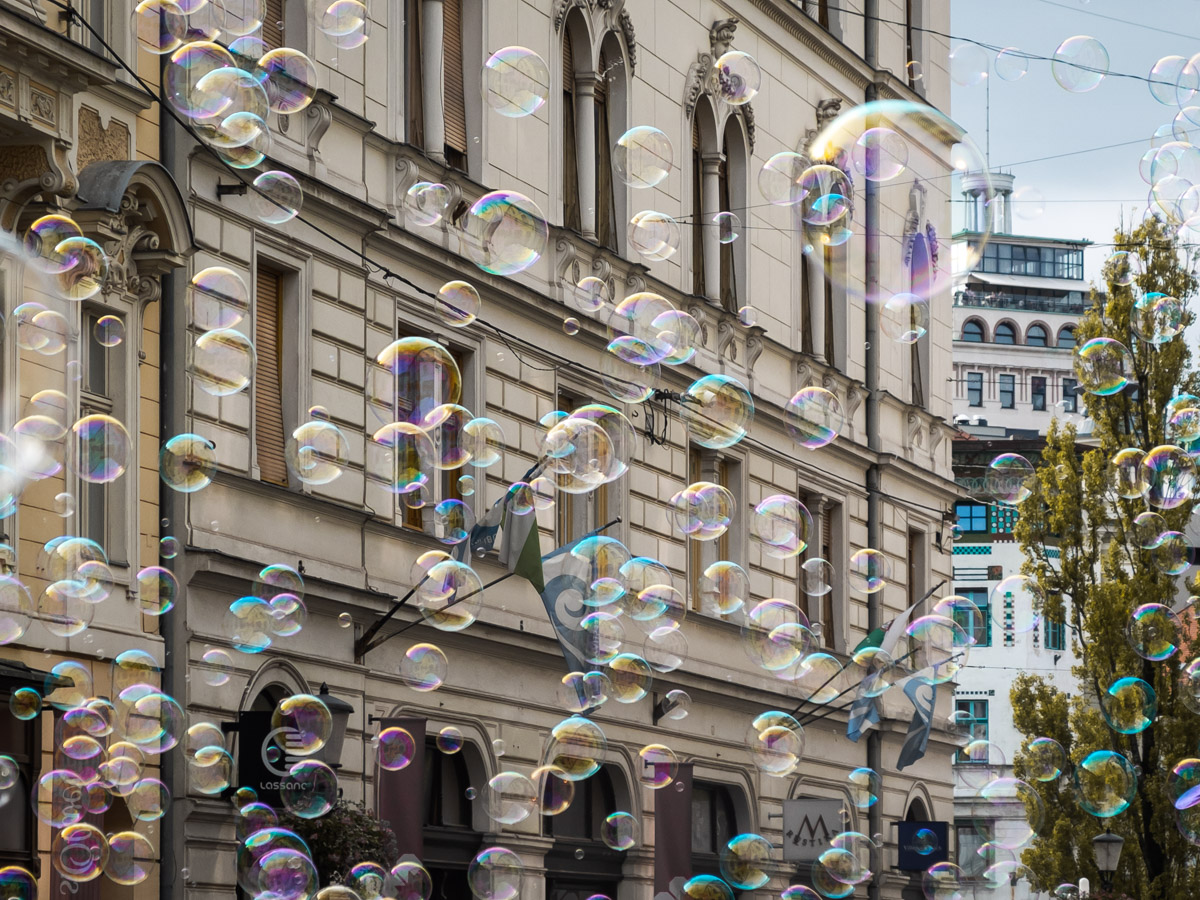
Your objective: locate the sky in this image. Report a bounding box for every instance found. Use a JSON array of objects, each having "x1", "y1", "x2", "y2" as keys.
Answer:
[{"x1": 949, "y1": 0, "x2": 1200, "y2": 283}]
